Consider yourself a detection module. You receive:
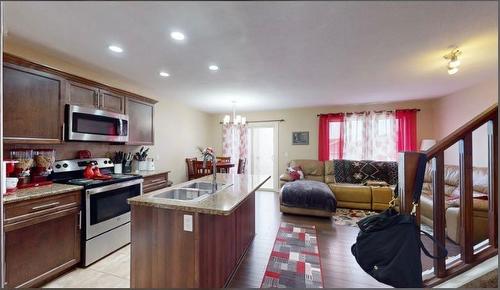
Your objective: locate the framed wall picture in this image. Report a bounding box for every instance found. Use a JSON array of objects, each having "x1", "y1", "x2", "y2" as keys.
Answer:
[{"x1": 292, "y1": 131, "x2": 309, "y2": 145}]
